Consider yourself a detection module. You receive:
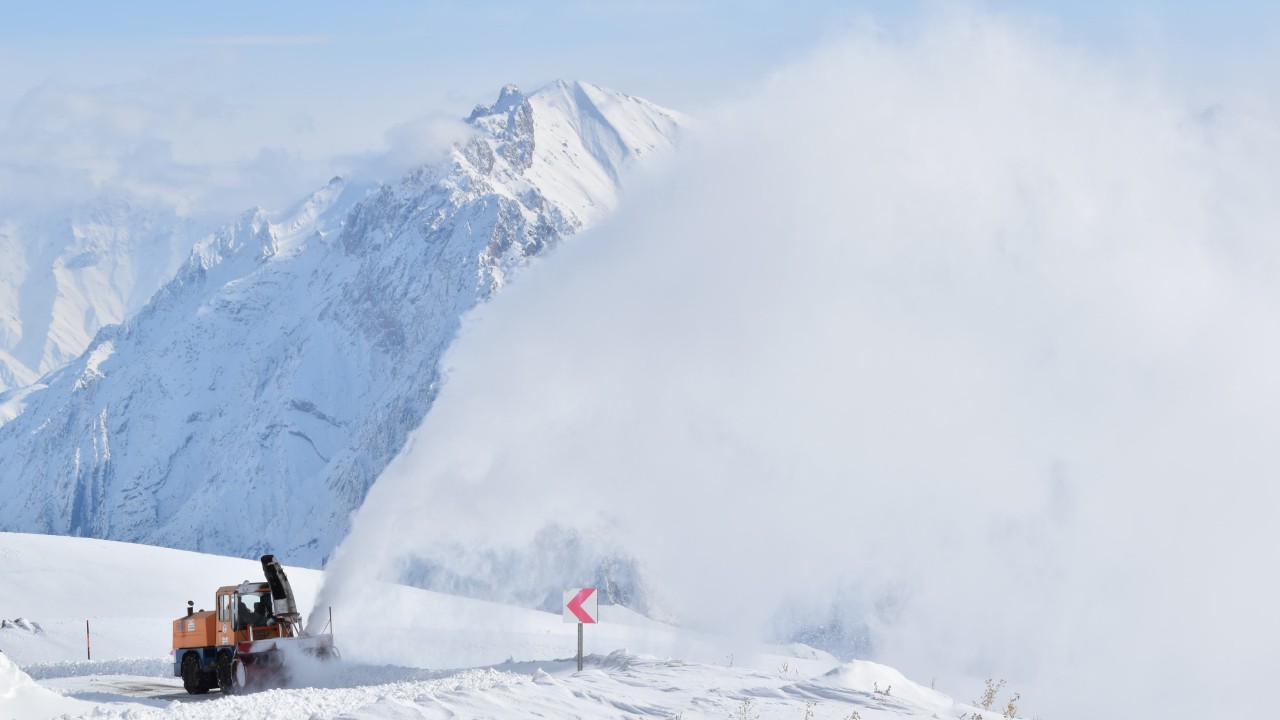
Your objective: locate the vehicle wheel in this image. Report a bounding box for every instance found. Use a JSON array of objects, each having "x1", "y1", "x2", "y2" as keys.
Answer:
[
  {"x1": 181, "y1": 652, "x2": 210, "y2": 695},
  {"x1": 216, "y1": 650, "x2": 236, "y2": 694},
  {"x1": 233, "y1": 656, "x2": 251, "y2": 692}
]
